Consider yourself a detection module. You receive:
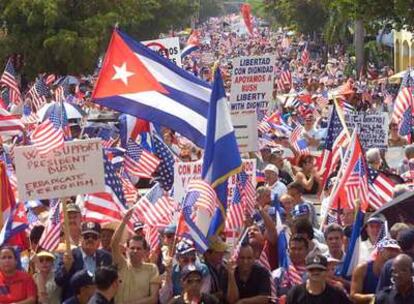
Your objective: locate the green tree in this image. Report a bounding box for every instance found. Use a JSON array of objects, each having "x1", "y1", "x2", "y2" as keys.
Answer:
[
  {"x1": 0, "y1": 0, "x2": 196, "y2": 76},
  {"x1": 256, "y1": 0, "x2": 328, "y2": 35}
]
